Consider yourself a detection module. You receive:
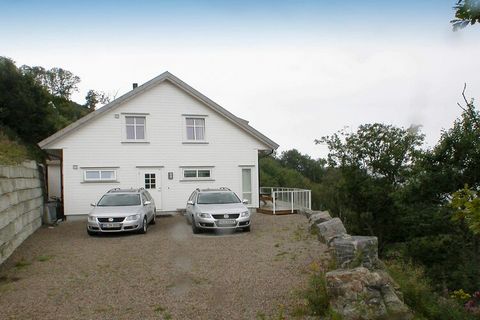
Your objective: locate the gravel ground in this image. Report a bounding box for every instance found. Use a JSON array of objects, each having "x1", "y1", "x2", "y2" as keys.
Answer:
[{"x1": 0, "y1": 212, "x2": 328, "y2": 320}]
